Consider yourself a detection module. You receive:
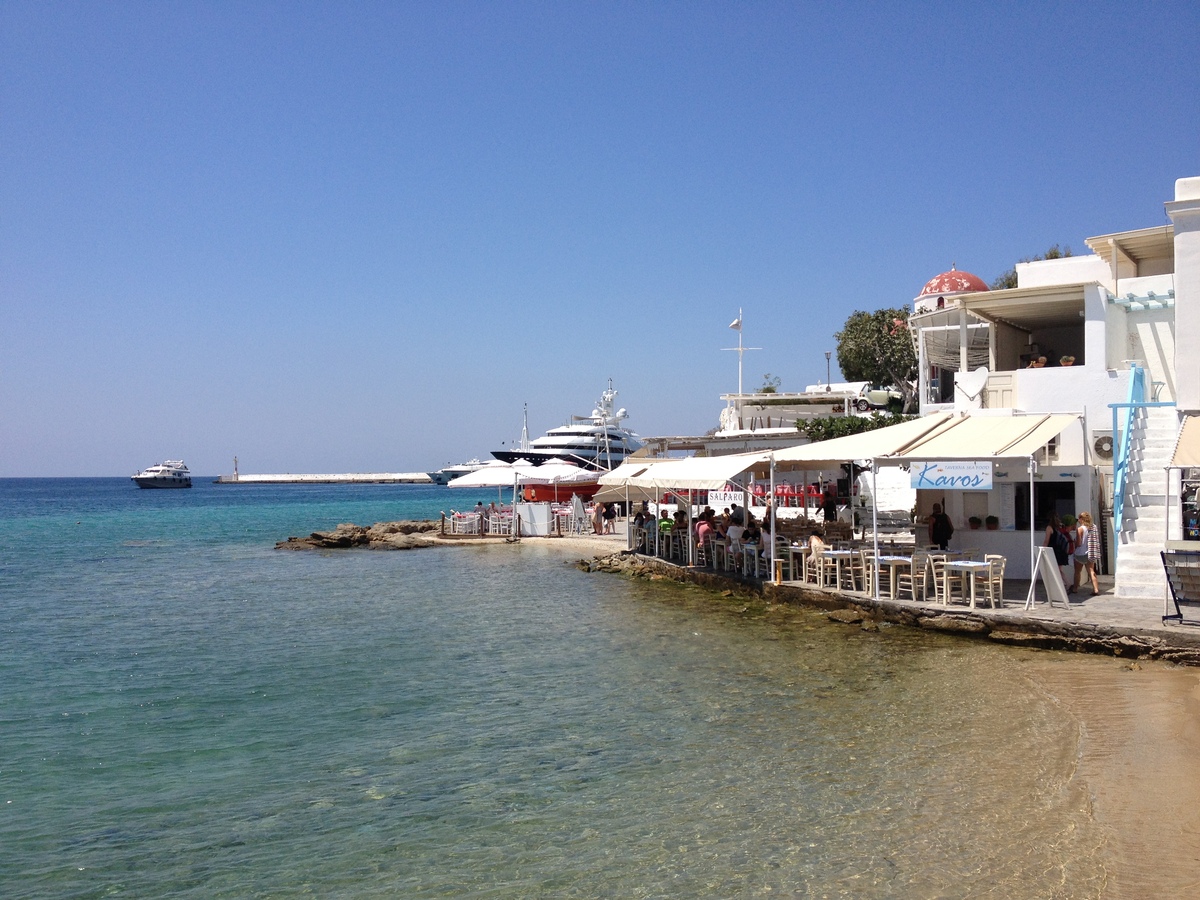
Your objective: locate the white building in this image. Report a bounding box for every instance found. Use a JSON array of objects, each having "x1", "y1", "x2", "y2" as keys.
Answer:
[{"x1": 907, "y1": 176, "x2": 1200, "y2": 592}]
